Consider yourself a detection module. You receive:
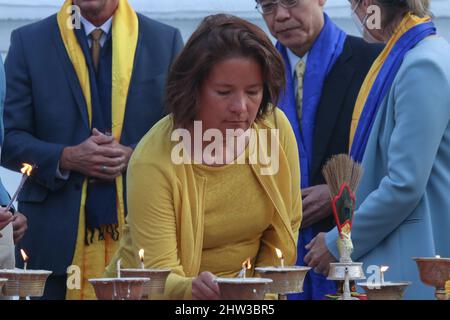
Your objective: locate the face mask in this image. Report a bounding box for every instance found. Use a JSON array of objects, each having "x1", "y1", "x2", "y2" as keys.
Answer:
[{"x1": 351, "y1": 1, "x2": 380, "y2": 43}]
